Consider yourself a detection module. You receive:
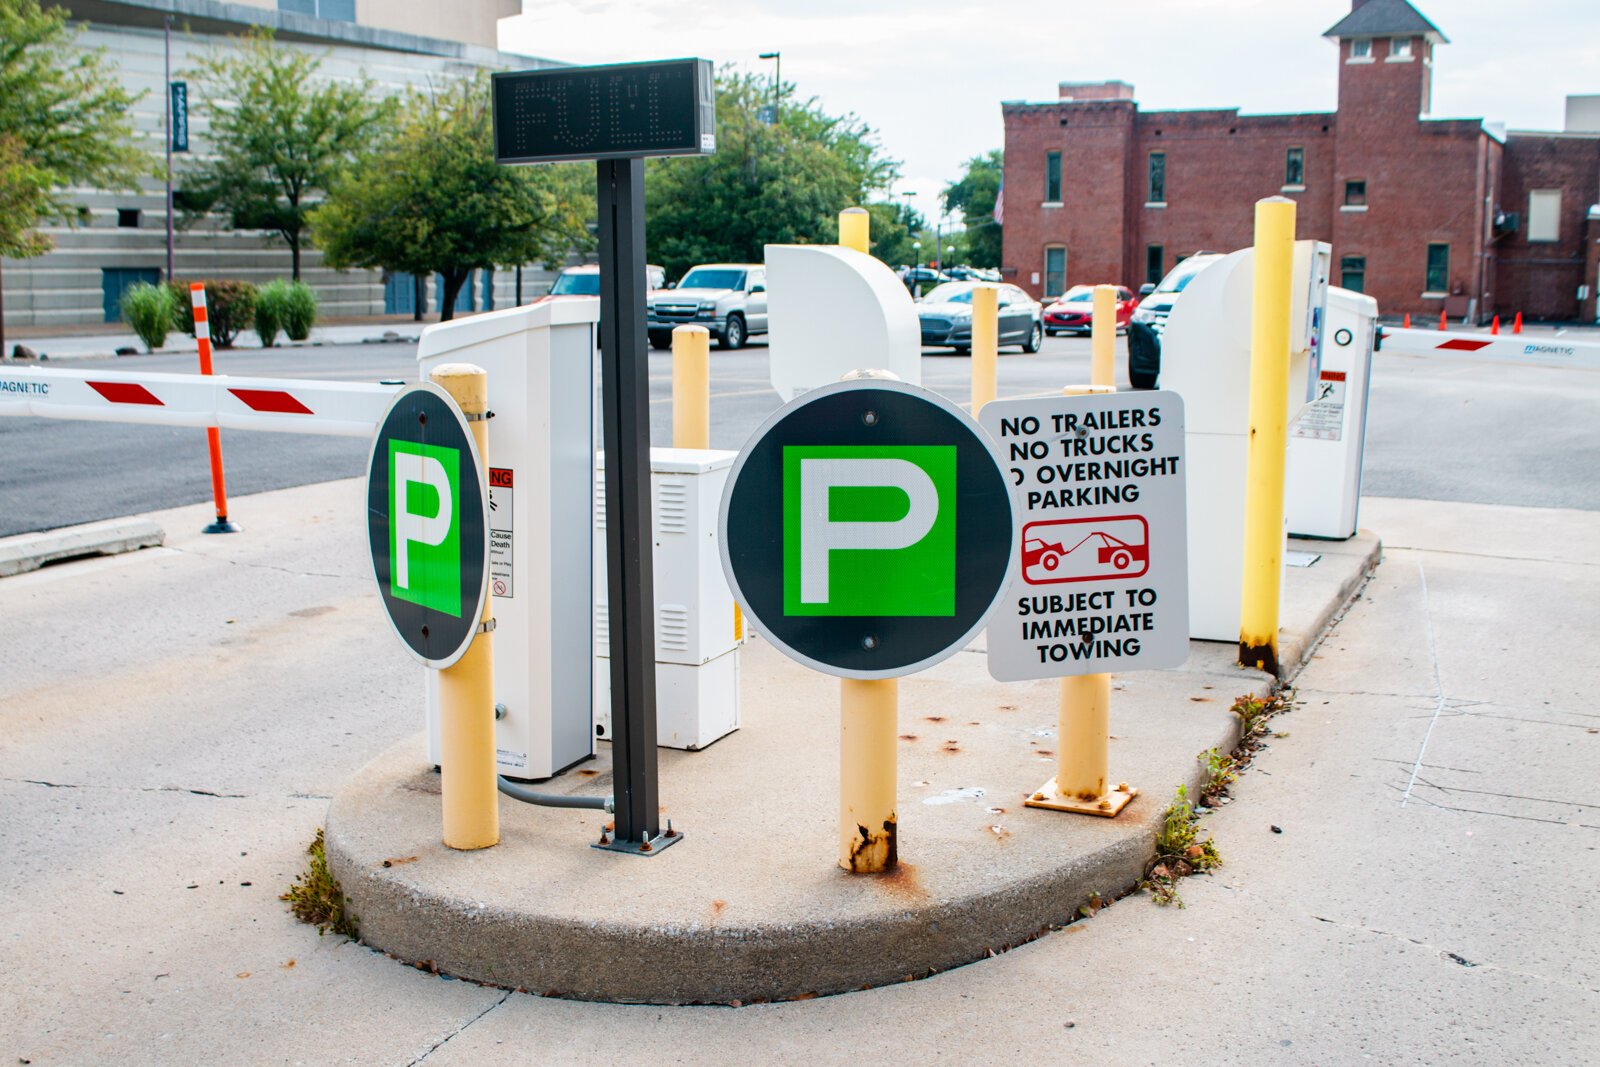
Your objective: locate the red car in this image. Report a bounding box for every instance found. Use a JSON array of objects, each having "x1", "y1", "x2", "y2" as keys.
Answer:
[
  {"x1": 1042, "y1": 285, "x2": 1136, "y2": 336},
  {"x1": 1022, "y1": 537, "x2": 1068, "y2": 572},
  {"x1": 1096, "y1": 535, "x2": 1148, "y2": 571}
]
